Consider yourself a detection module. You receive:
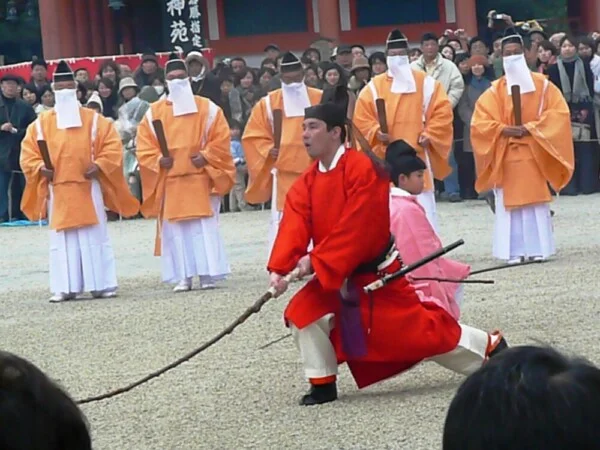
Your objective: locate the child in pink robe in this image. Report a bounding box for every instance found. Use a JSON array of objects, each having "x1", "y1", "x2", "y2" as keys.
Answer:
[{"x1": 386, "y1": 140, "x2": 470, "y2": 321}]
